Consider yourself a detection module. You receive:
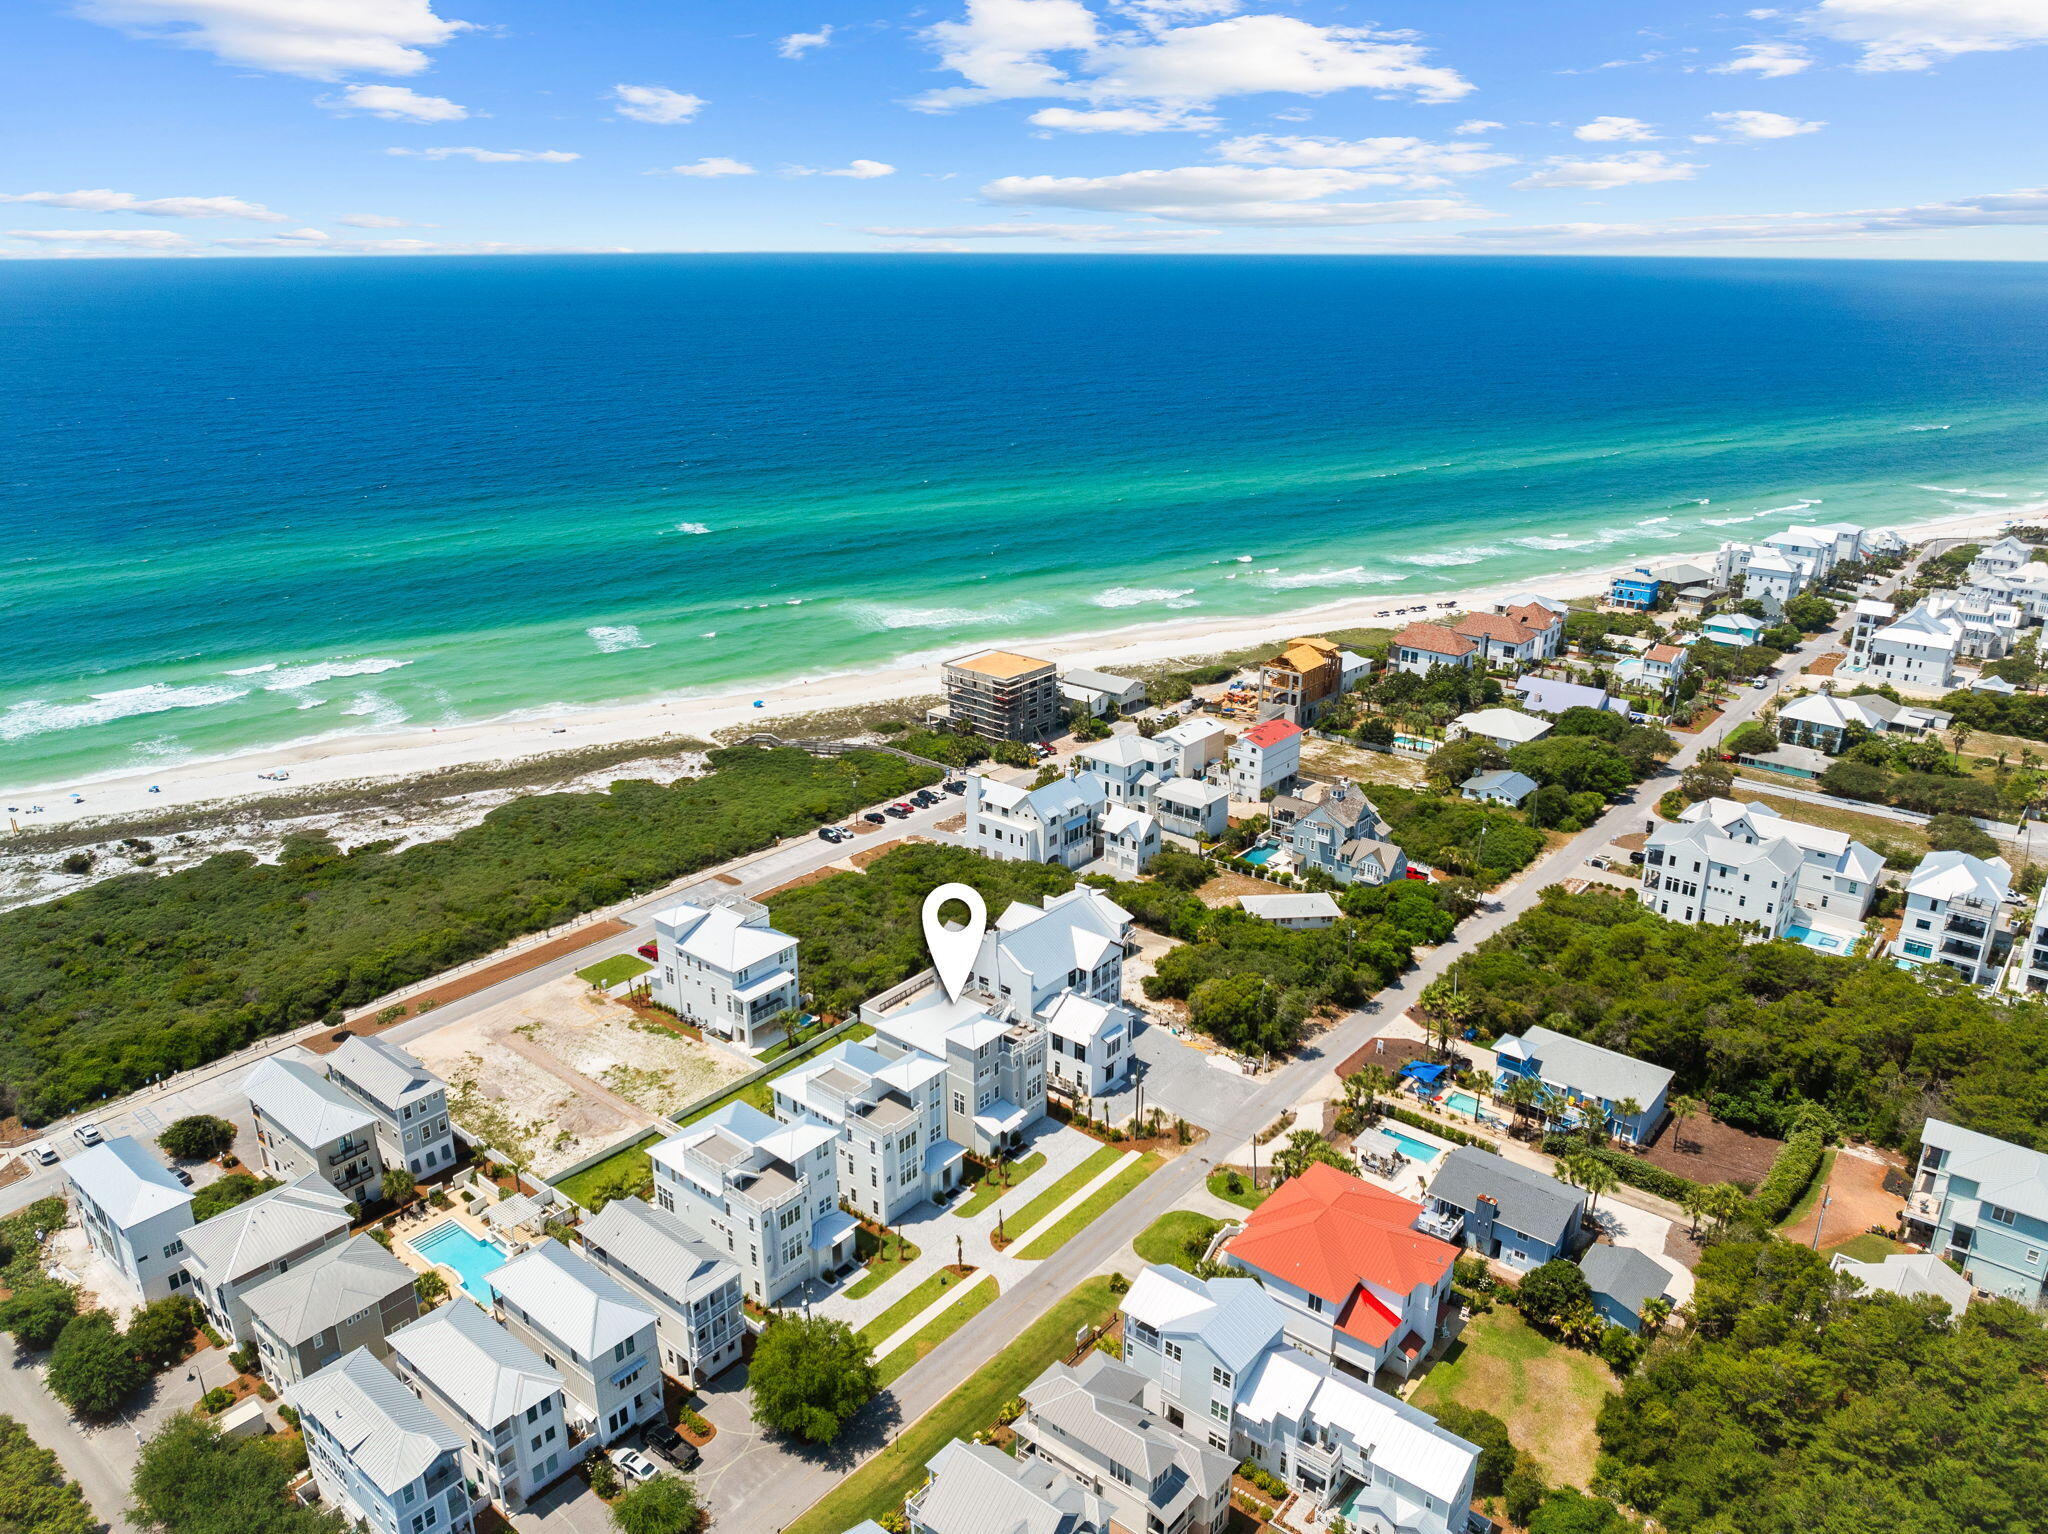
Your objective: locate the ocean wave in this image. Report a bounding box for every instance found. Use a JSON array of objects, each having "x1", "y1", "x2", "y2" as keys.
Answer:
[
  {"x1": 1758, "y1": 500, "x2": 1820, "y2": 515},
  {"x1": 1904, "y1": 424, "x2": 1951, "y2": 431},
  {"x1": 1917, "y1": 485, "x2": 2008, "y2": 499},
  {"x1": 1637, "y1": 516, "x2": 1673, "y2": 525},
  {"x1": 339, "y1": 691, "x2": 409, "y2": 727},
  {"x1": 224, "y1": 662, "x2": 278, "y2": 676},
  {"x1": 1700, "y1": 514, "x2": 1762, "y2": 526},
  {"x1": 1092, "y1": 586, "x2": 1197, "y2": 608},
  {"x1": 261, "y1": 657, "x2": 411, "y2": 691},
  {"x1": 1259, "y1": 566, "x2": 1401, "y2": 590},
  {"x1": 676, "y1": 522, "x2": 712, "y2": 534},
  {"x1": 588, "y1": 625, "x2": 654, "y2": 653},
  {"x1": 1393, "y1": 545, "x2": 1506, "y2": 567},
  {"x1": 0, "y1": 682, "x2": 249, "y2": 742},
  {"x1": 846, "y1": 601, "x2": 1045, "y2": 632},
  {"x1": 1512, "y1": 534, "x2": 1609, "y2": 551},
  {"x1": 296, "y1": 698, "x2": 328, "y2": 710}
]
